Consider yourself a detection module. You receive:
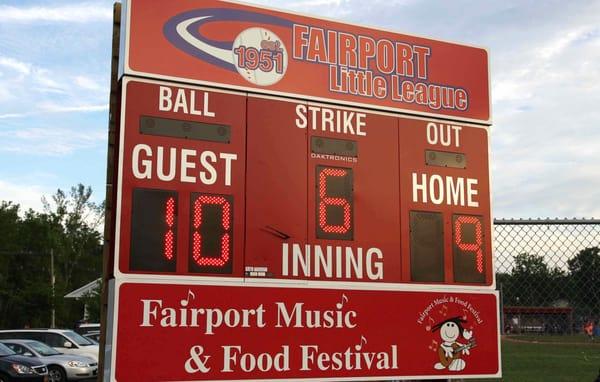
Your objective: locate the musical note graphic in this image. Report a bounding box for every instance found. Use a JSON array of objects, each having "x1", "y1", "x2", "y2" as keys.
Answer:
[
  {"x1": 439, "y1": 305, "x2": 448, "y2": 316},
  {"x1": 462, "y1": 309, "x2": 469, "y2": 320},
  {"x1": 428, "y1": 340, "x2": 438, "y2": 351},
  {"x1": 425, "y1": 316, "x2": 435, "y2": 331},
  {"x1": 336, "y1": 294, "x2": 349, "y2": 309},
  {"x1": 180, "y1": 289, "x2": 196, "y2": 307},
  {"x1": 354, "y1": 335, "x2": 367, "y2": 351}
]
